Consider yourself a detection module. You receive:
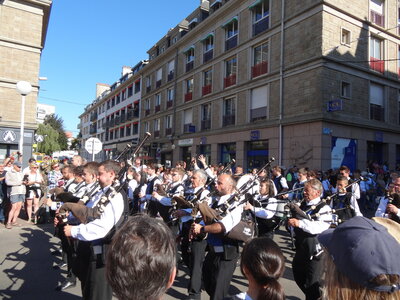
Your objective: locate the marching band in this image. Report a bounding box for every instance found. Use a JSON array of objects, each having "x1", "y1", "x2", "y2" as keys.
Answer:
[{"x1": 45, "y1": 137, "x2": 400, "y2": 300}]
